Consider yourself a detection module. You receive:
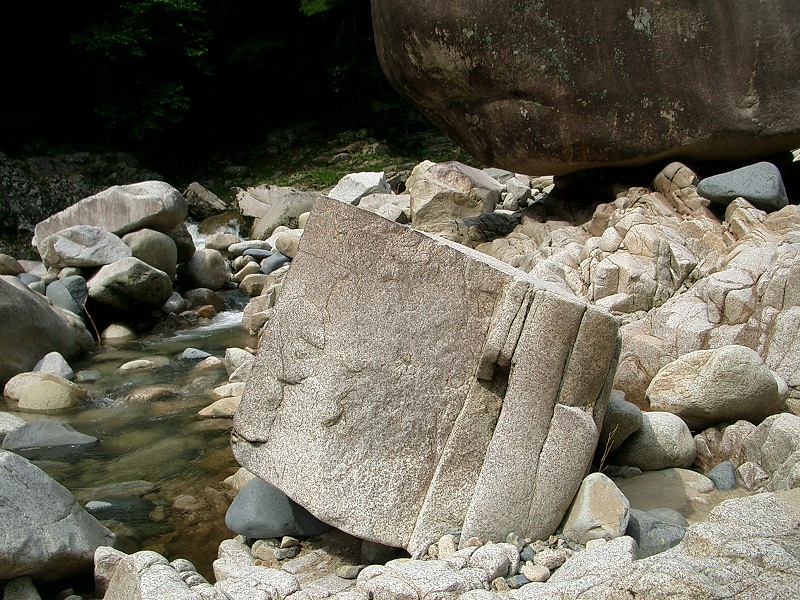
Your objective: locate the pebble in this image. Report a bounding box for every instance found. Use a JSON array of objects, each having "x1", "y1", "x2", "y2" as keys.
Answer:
[
  {"x1": 505, "y1": 574, "x2": 529, "y2": 589},
  {"x1": 437, "y1": 534, "x2": 458, "y2": 559},
  {"x1": 336, "y1": 565, "x2": 364, "y2": 579},
  {"x1": 519, "y1": 545, "x2": 536, "y2": 562},
  {"x1": 520, "y1": 563, "x2": 551, "y2": 582},
  {"x1": 182, "y1": 348, "x2": 212, "y2": 360},
  {"x1": 532, "y1": 548, "x2": 567, "y2": 570},
  {"x1": 491, "y1": 577, "x2": 509, "y2": 592}
]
